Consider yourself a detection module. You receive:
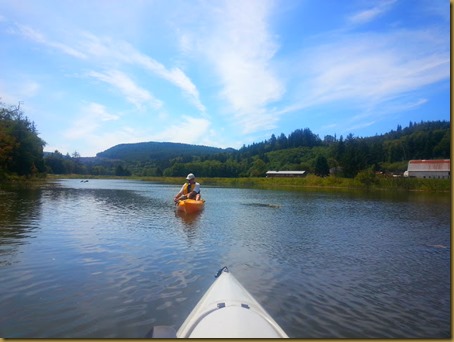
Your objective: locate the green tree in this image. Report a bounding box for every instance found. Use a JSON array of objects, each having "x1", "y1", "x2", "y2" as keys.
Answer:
[
  {"x1": 355, "y1": 169, "x2": 378, "y2": 187},
  {"x1": 0, "y1": 103, "x2": 46, "y2": 176},
  {"x1": 115, "y1": 164, "x2": 131, "y2": 176},
  {"x1": 433, "y1": 130, "x2": 450, "y2": 158},
  {"x1": 44, "y1": 150, "x2": 67, "y2": 174},
  {"x1": 248, "y1": 157, "x2": 267, "y2": 177},
  {"x1": 314, "y1": 155, "x2": 330, "y2": 177},
  {"x1": 0, "y1": 124, "x2": 17, "y2": 176}
]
